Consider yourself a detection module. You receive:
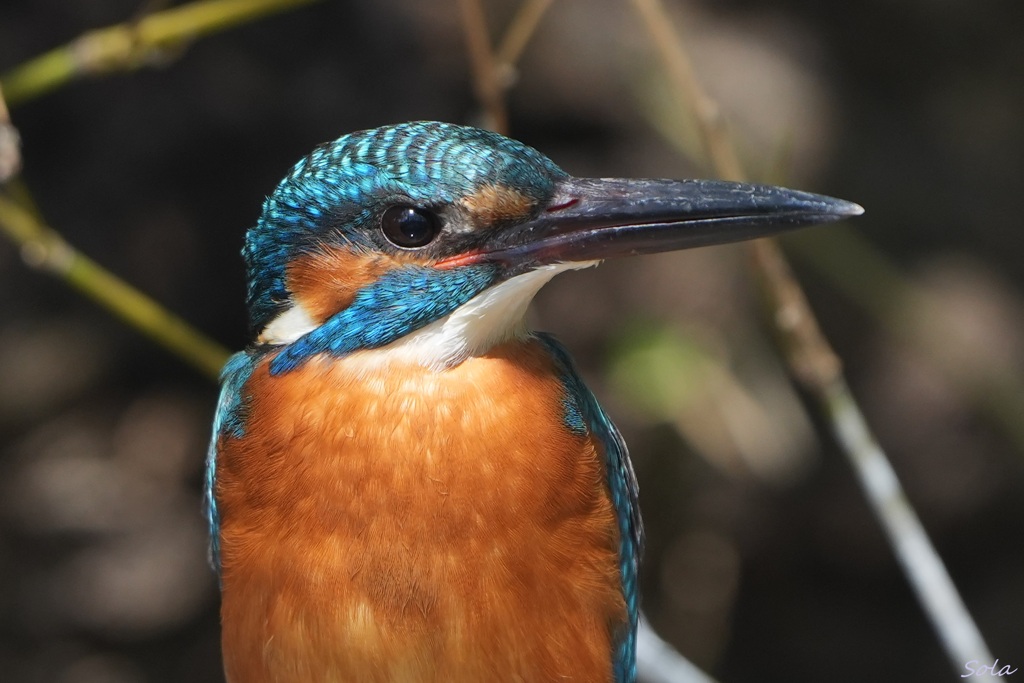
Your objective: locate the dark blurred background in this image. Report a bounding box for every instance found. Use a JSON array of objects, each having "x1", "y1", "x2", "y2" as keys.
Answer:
[{"x1": 0, "y1": 1, "x2": 1021, "y2": 681}]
